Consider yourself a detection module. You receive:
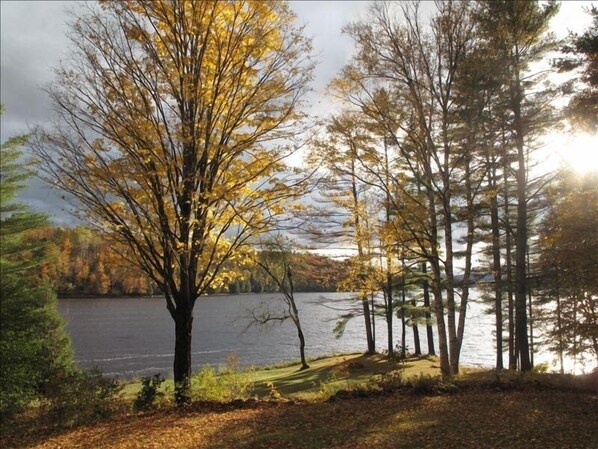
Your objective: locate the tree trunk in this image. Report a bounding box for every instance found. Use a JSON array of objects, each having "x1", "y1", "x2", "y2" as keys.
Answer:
[
  {"x1": 412, "y1": 297, "x2": 421, "y2": 356},
  {"x1": 444, "y1": 207, "x2": 459, "y2": 375},
  {"x1": 528, "y1": 268, "x2": 535, "y2": 367},
  {"x1": 454, "y1": 157, "x2": 476, "y2": 375},
  {"x1": 173, "y1": 309, "x2": 193, "y2": 405},
  {"x1": 430, "y1": 259, "x2": 450, "y2": 376},
  {"x1": 432, "y1": 283, "x2": 449, "y2": 376},
  {"x1": 511, "y1": 47, "x2": 531, "y2": 372},
  {"x1": 370, "y1": 292, "x2": 376, "y2": 349},
  {"x1": 384, "y1": 142, "x2": 393, "y2": 359},
  {"x1": 555, "y1": 269, "x2": 564, "y2": 374},
  {"x1": 422, "y1": 262, "x2": 435, "y2": 356},
  {"x1": 400, "y1": 281, "x2": 407, "y2": 359},
  {"x1": 350, "y1": 153, "x2": 375, "y2": 355},
  {"x1": 362, "y1": 296, "x2": 375, "y2": 354},
  {"x1": 503, "y1": 155, "x2": 517, "y2": 370},
  {"x1": 386, "y1": 272, "x2": 394, "y2": 358},
  {"x1": 427, "y1": 184, "x2": 449, "y2": 376},
  {"x1": 297, "y1": 324, "x2": 309, "y2": 370},
  {"x1": 287, "y1": 267, "x2": 309, "y2": 371},
  {"x1": 490, "y1": 170, "x2": 504, "y2": 370}
]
